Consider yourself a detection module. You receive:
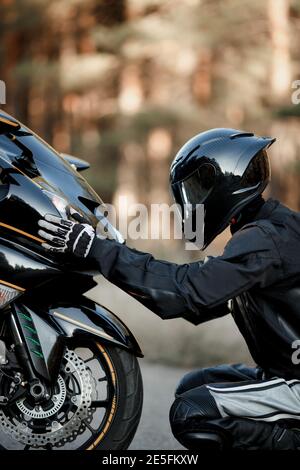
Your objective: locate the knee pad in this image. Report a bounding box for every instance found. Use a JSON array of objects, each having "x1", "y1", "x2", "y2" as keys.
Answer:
[
  {"x1": 170, "y1": 386, "x2": 220, "y2": 427},
  {"x1": 170, "y1": 385, "x2": 222, "y2": 449},
  {"x1": 175, "y1": 369, "x2": 206, "y2": 396},
  {"x1": 176, "y1": 430, "x2": 228, "y2": 450}
]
